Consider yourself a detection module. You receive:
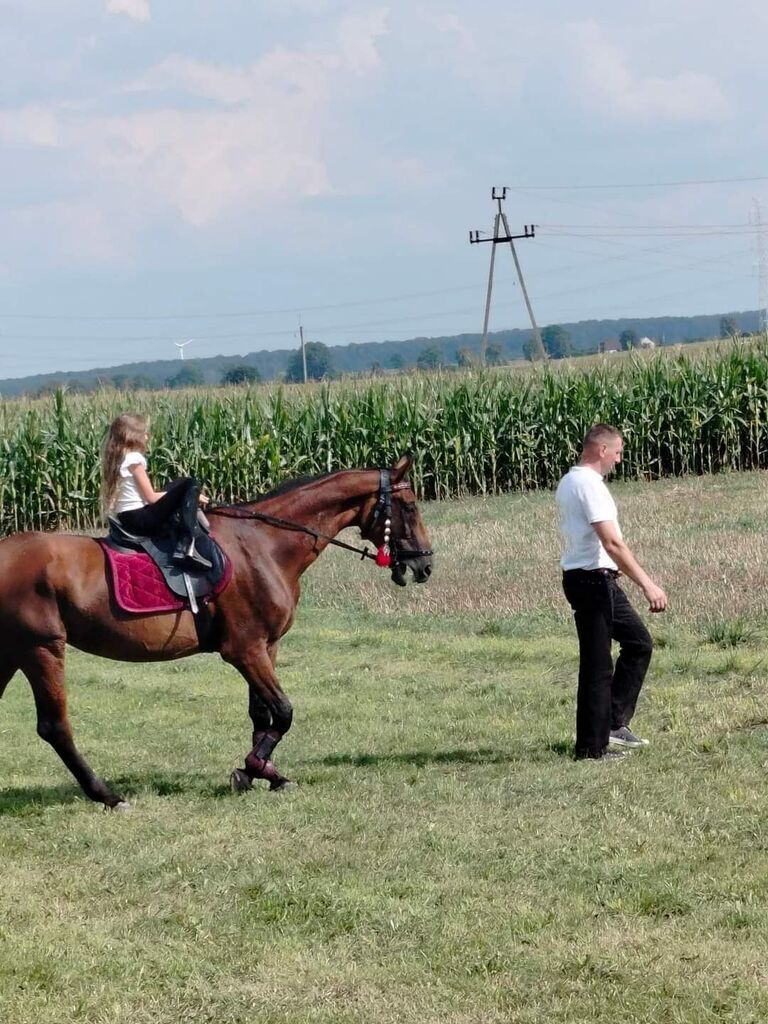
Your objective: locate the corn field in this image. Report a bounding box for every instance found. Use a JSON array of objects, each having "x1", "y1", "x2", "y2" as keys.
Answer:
[{"x1": 2, "y1": 344, "x2": 768, "y2": 533}]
